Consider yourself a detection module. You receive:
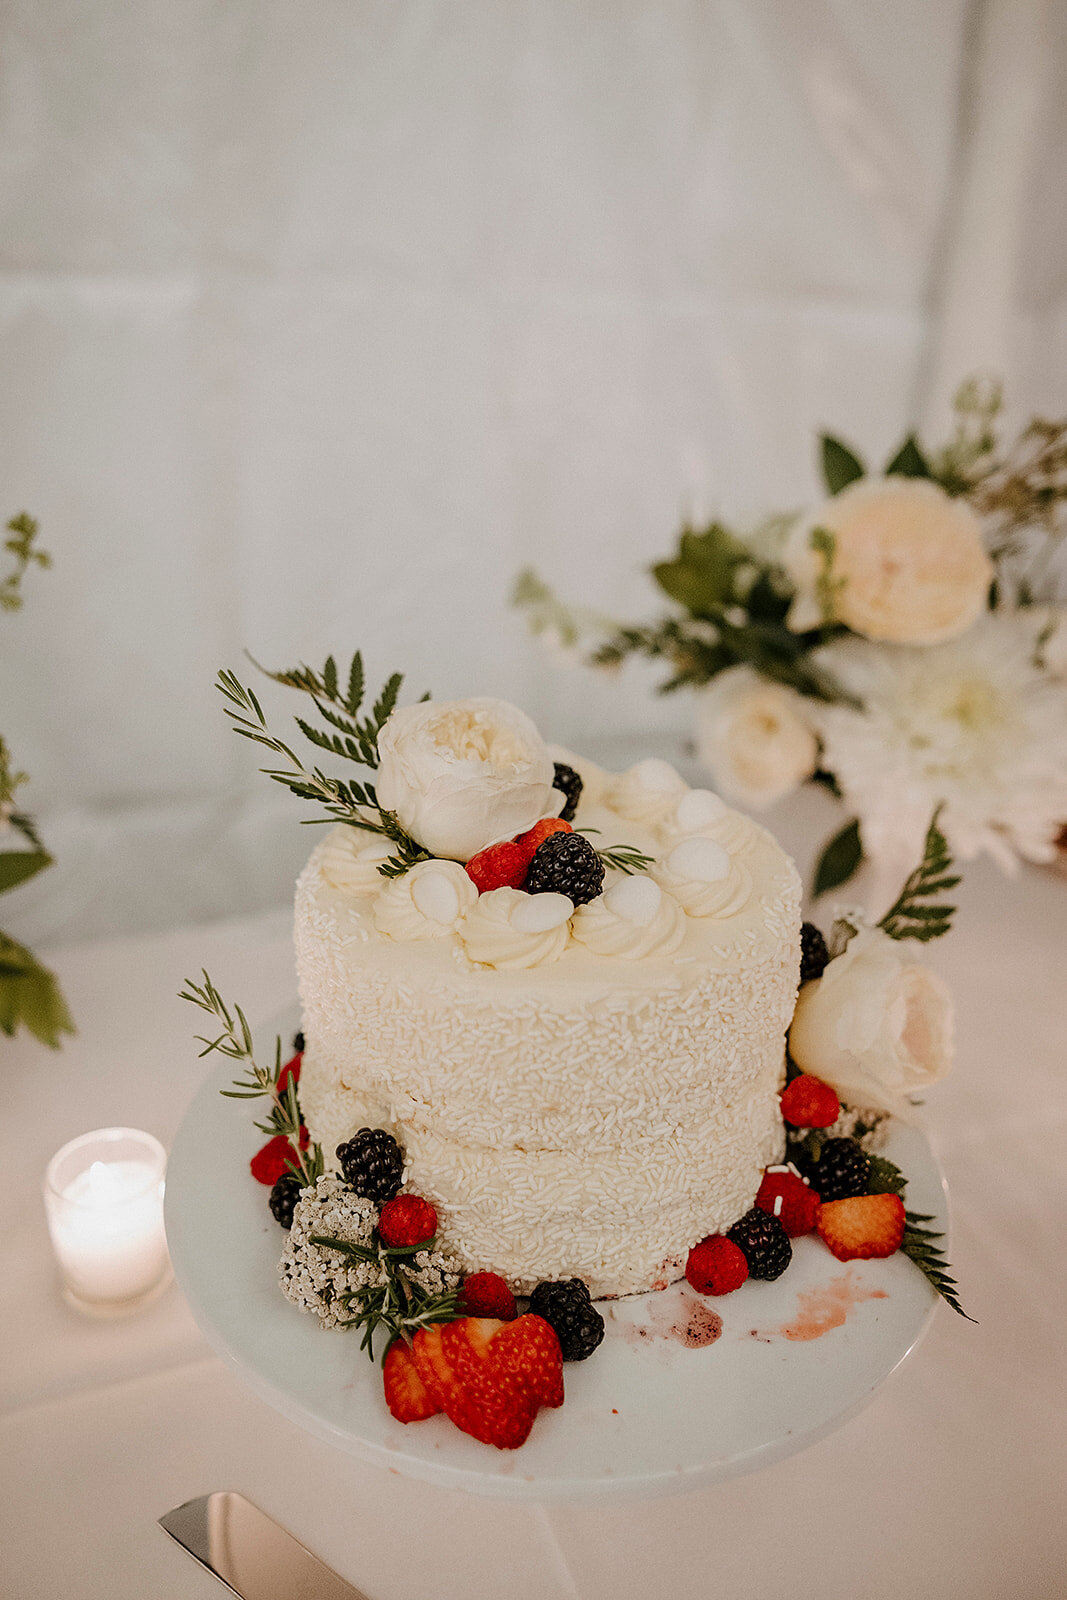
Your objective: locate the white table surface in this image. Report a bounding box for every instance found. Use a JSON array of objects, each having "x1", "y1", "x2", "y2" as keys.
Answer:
[{"x1": 3, "y1": 793, "x2": 1067, "y2": 1600}]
